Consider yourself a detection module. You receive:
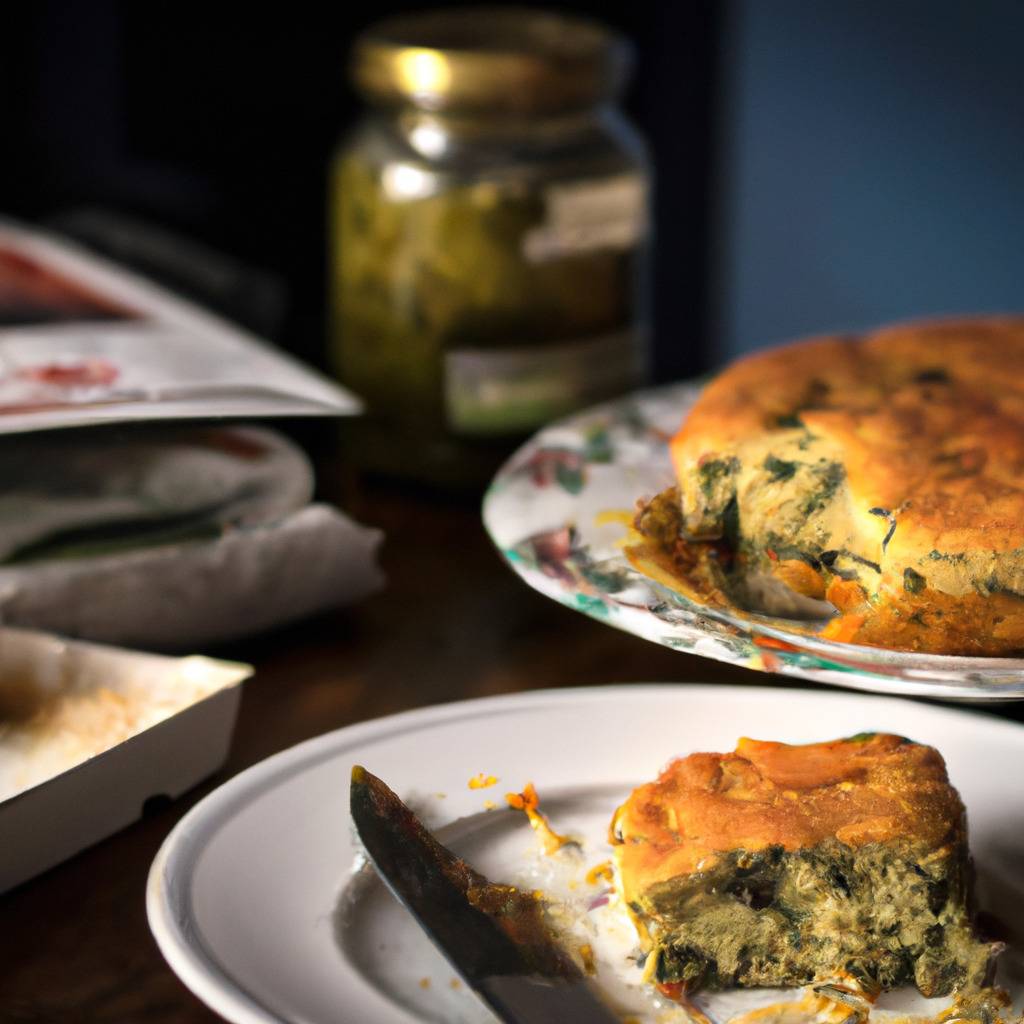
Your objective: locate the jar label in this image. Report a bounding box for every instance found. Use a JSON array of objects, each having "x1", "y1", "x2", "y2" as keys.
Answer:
[
  {"x1": 522, "y1": 174, "x2": 647, "y2": 263},
  {"x1": 444, "y1": 330, "x2": 644, "y2": 436}
]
